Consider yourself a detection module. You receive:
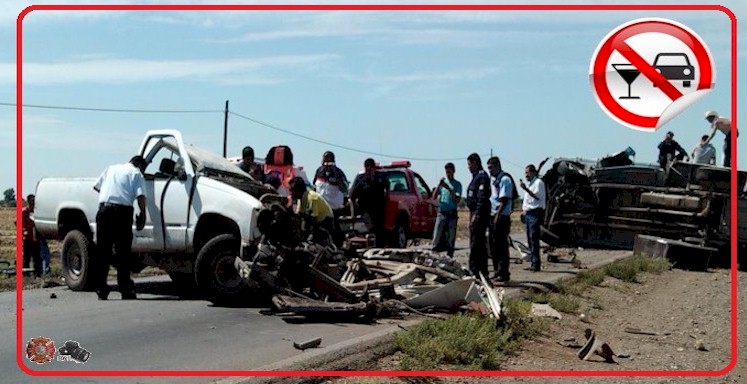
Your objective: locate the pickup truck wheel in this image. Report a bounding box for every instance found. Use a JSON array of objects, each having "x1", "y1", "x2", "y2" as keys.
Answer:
[
  {"x1": 61, "y1": 230, "x2": 96, "y2": 291},
  {"x1": 195, "y1": 234, "x2": 248, "y2": 306},
  {"x1": 390, "y1": 222, "x2": 408, "y2": 248}
]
